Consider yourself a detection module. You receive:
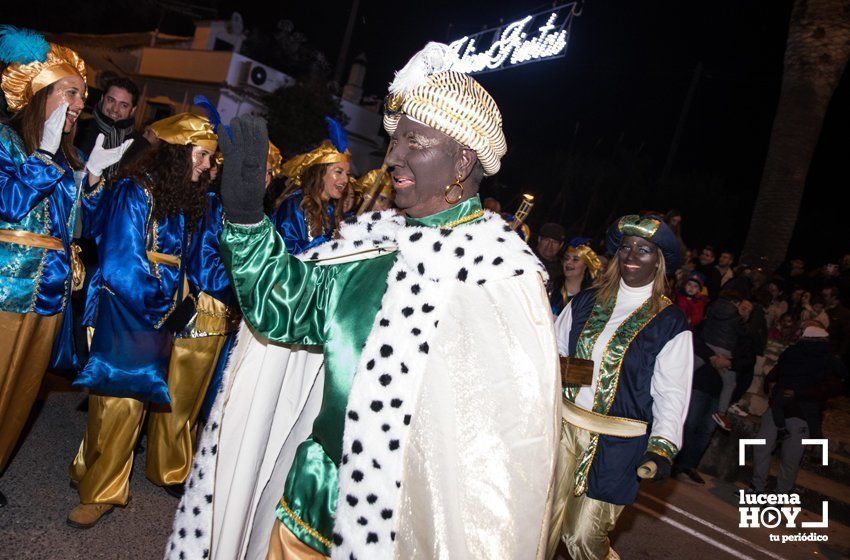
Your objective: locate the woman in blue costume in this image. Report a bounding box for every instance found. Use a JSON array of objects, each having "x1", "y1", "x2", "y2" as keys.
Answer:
[
  {"x1": 270, "y1": 118, "x2": 351, "y2": 255},
  {"x1": 0, "y1": 27, "x2": 130, "y2": 508},
  {"x1": 548, "y1": 215, "x2": 693, "y2": 559},
  {"x1": 68, "y1": 112, "x2": 215, "y2": 528}
]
